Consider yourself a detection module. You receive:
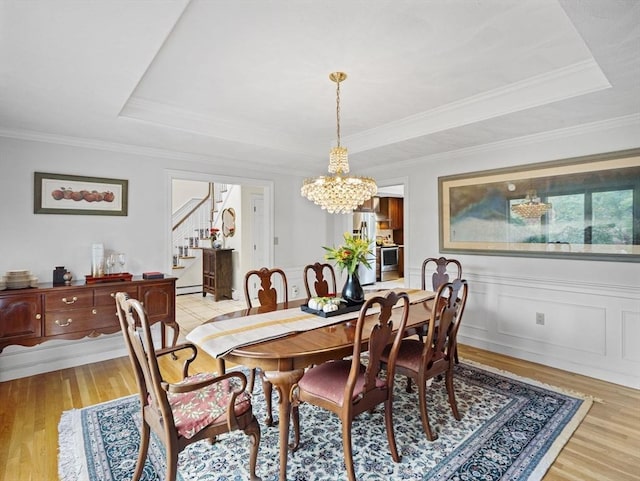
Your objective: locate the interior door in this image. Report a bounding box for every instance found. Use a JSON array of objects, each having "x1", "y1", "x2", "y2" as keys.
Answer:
[{"x1": 248, "y1": 194, "x2": 265, "y2": 299}]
